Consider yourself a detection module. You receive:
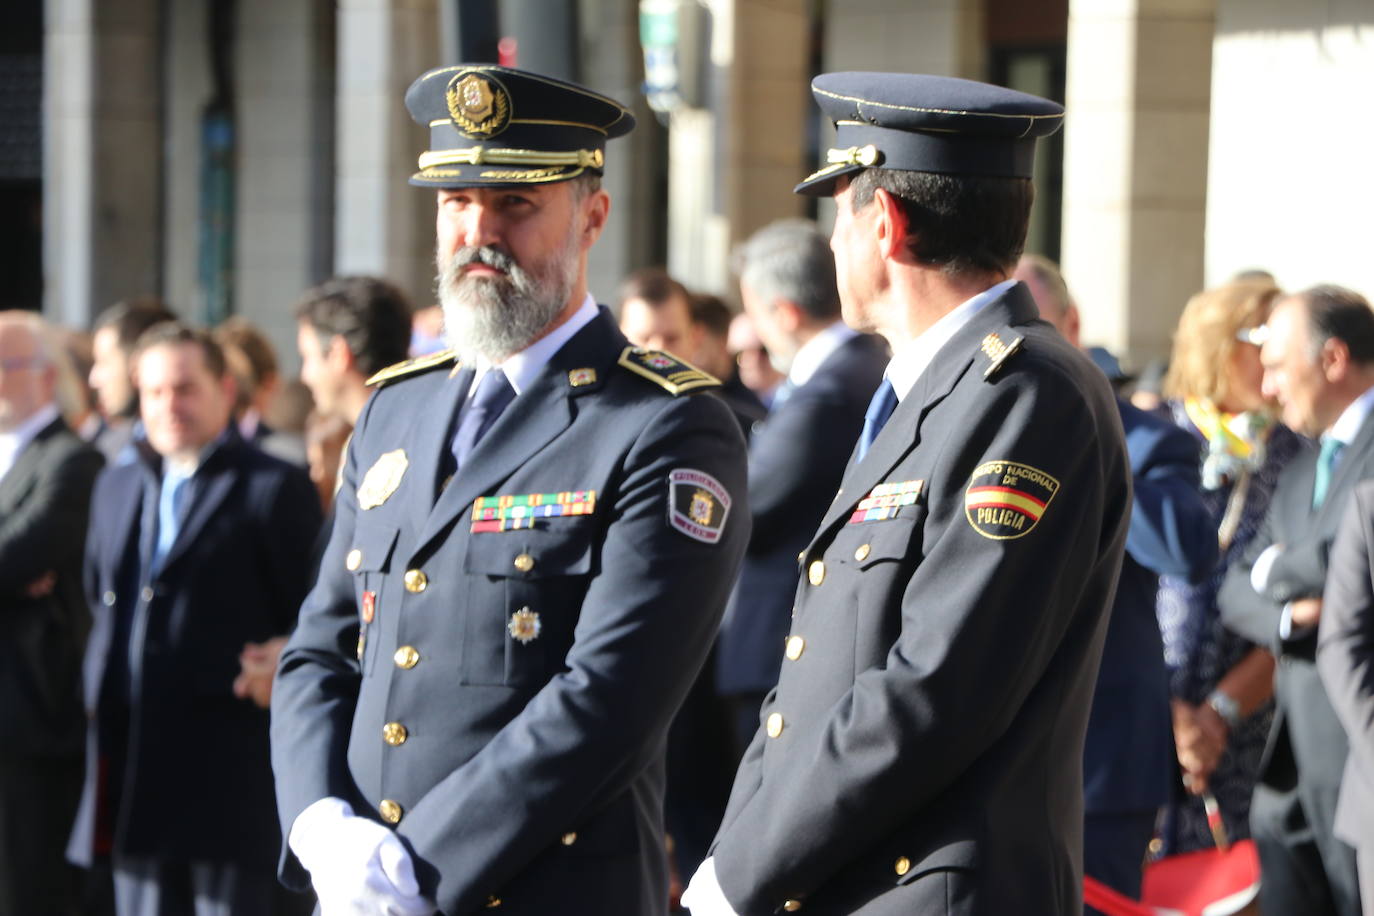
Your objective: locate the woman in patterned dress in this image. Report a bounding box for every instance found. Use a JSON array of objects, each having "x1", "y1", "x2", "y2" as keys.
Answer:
[{"x1": 1154, "y1": 279, "x2": 1306, "y2": 853}]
